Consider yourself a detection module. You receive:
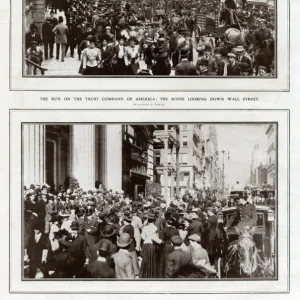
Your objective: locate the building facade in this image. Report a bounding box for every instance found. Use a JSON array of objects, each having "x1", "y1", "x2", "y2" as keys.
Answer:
[
  {"x1": 153, "y1": 124, "x2": 220, "y2": 200},
  {"x1": 265, "y1": 124, "x2": 276, "y2": 188},
  {"x1": 22, "y1": 124, "x2": 155, "y2": 197},
  {"x1": 122, "y1": 125, "x2": 155, "y2": 199}
]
